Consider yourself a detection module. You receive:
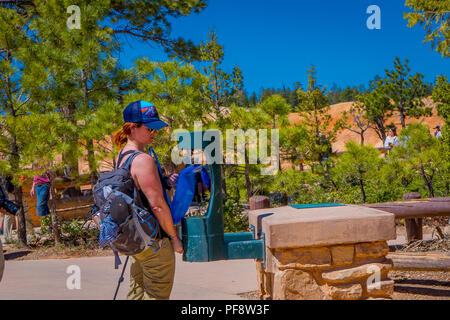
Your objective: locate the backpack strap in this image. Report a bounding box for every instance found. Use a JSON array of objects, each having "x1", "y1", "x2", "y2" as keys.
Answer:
[
  {"x1": 116, "y1": 150, "x2": 137, "y2": 169},
  {"x1": 118, "y1": 151, "x2": 142, "y2": 170},
  {"x1": 148, "y1": 147, "x2": 172, "y2": 211},
  {"x1": 113, "y1": 250, "x2": 122, "y2": 269}
]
